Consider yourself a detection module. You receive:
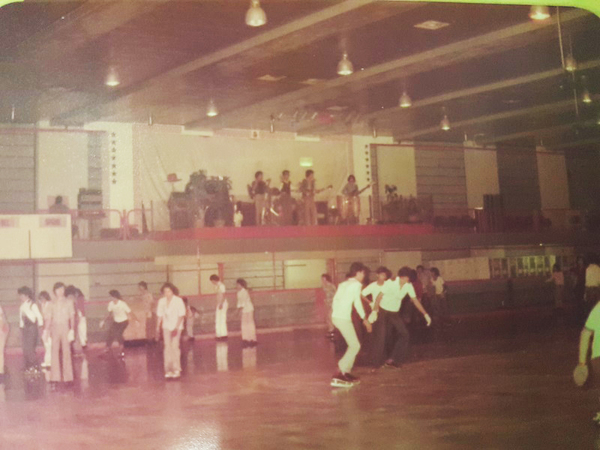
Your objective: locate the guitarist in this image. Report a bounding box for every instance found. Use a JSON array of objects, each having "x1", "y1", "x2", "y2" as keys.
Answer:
[
  {"x1": 341, "y1": 175, "x2": 372, "y2": 224},
  {"x1": 299, "y1": 170, "x2": 331, "y2": 226}
]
